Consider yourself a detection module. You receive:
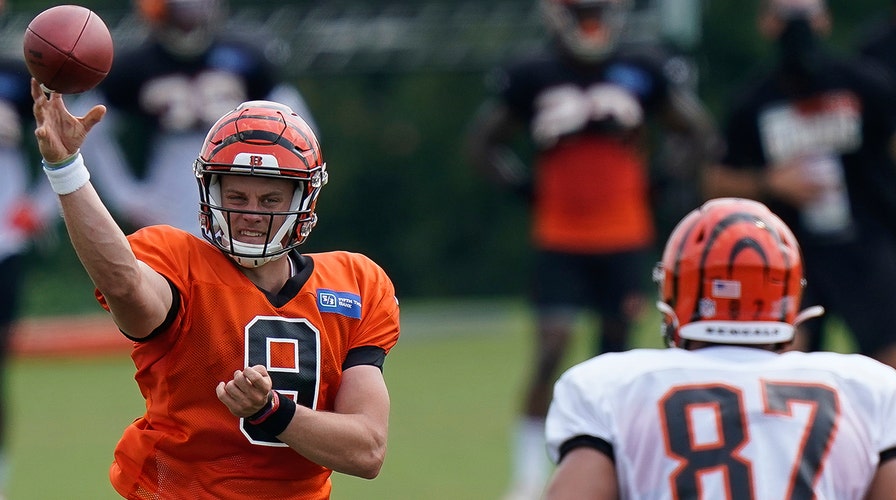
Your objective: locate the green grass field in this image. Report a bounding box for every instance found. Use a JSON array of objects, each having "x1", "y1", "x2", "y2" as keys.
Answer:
[{"x1": 4, "y1": 299, "x2": 855, "y2": 499}]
